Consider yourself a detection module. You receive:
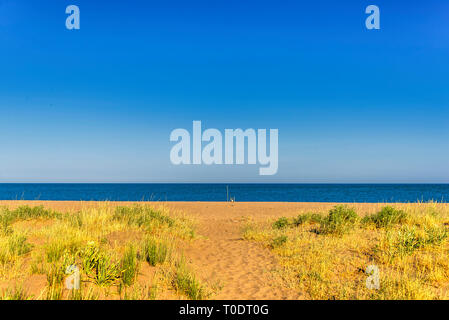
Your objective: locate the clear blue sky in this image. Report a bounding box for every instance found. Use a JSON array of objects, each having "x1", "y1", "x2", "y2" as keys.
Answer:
[{"x1": 0, "y1": 0, "x2": 448, "y2": 183}]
